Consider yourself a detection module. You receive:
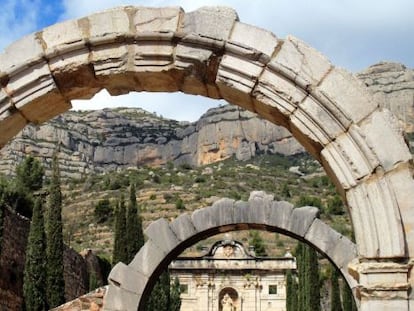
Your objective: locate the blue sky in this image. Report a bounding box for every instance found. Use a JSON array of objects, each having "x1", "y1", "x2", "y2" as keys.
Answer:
[{"x1": 1, "y1": 0, "x2": 413, "y2": 121}]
